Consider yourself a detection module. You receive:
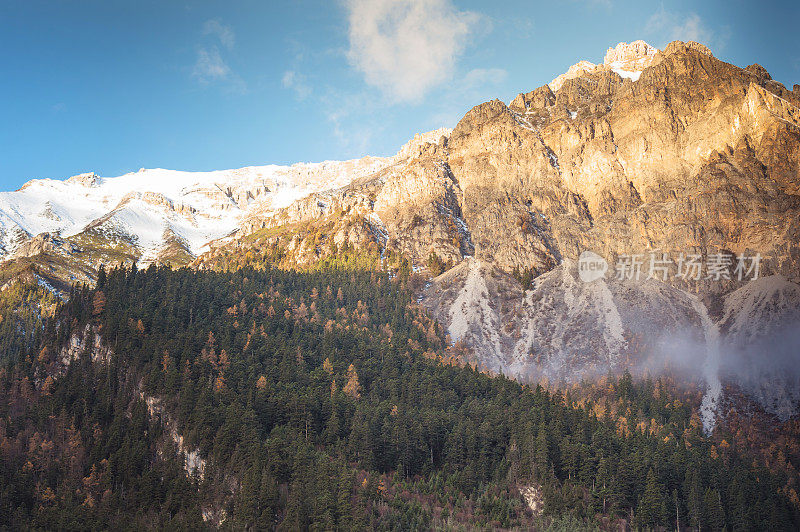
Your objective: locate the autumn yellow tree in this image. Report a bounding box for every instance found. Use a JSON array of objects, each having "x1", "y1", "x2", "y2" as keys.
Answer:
[
  {"x1": 343, "y1": 364, "x2": 361, "y2": 399},
  {"x1": 92, "y1": 291, "x2": 106, "y2": 315}
]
